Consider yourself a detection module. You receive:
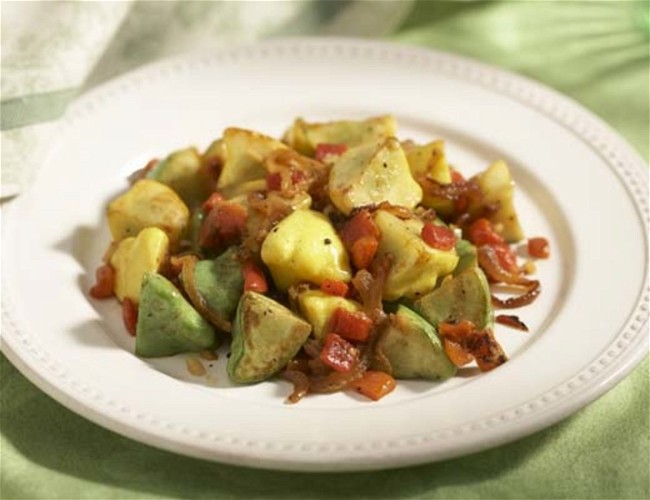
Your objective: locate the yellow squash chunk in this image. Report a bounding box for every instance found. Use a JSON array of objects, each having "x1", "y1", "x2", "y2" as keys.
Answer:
[
  {"x1": 107, "y1": 179, "x2": 189, "y2": 247},
  {"x1": 373, "y1": 210, "x2": 458, "y2": 301},
  {"x1": 284, "y1": 115, "x2": 397, "y2": 156},
  {"x1": 405, "y1": 140, "x2": 454, "y2": 216},
  {"x1": 329, "y1": 137, "x2": 423, "y2": 215},
  {"x1": 298, "y1": 290, "x2": 362, "y2": 341},
  {"x1": 216, "y1": 127, "x2": 287, "y2": 190},
  {"x1": 260, "y1": 209, "x2": 351, "y2": 290},
  {"x1": 148, "y1": 147, "x2": 212, "y2": 208},
  {"x1": 473, "y1": 160, "x2": 524, "y2": 243},
  {"x1": 110, "y1": 227, "x2": 170, "y2": 303}
]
